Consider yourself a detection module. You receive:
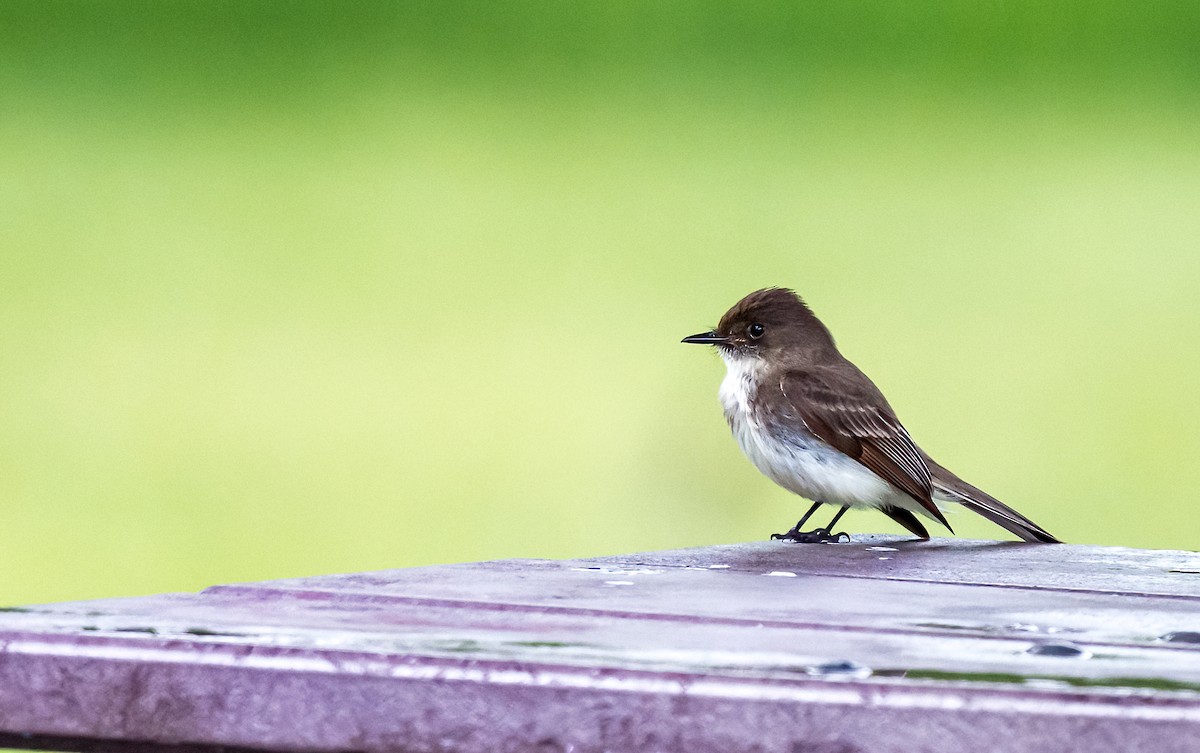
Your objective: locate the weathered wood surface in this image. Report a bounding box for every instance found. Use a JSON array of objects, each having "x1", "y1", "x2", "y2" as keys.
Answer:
[{"x1": 1, "y1": 536, "x2": 1199, "y2": 753}]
